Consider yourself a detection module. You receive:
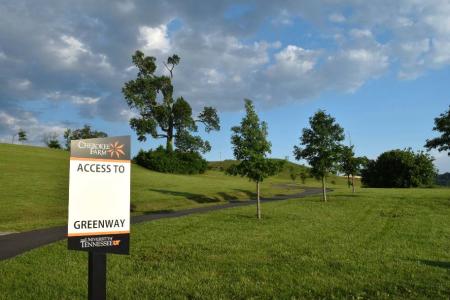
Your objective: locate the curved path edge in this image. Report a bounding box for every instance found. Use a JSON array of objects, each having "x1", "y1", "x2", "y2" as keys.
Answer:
[{"x1": 0, "y1": 187, "x2": 328, "y2": 260}]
